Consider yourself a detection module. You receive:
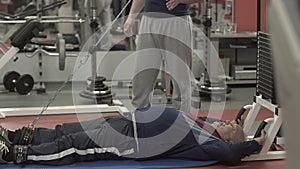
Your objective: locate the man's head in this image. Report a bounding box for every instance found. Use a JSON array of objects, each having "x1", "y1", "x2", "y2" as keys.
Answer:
[{"x1": 211, "y1": 120, "x2": 245, "y2": 144}]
